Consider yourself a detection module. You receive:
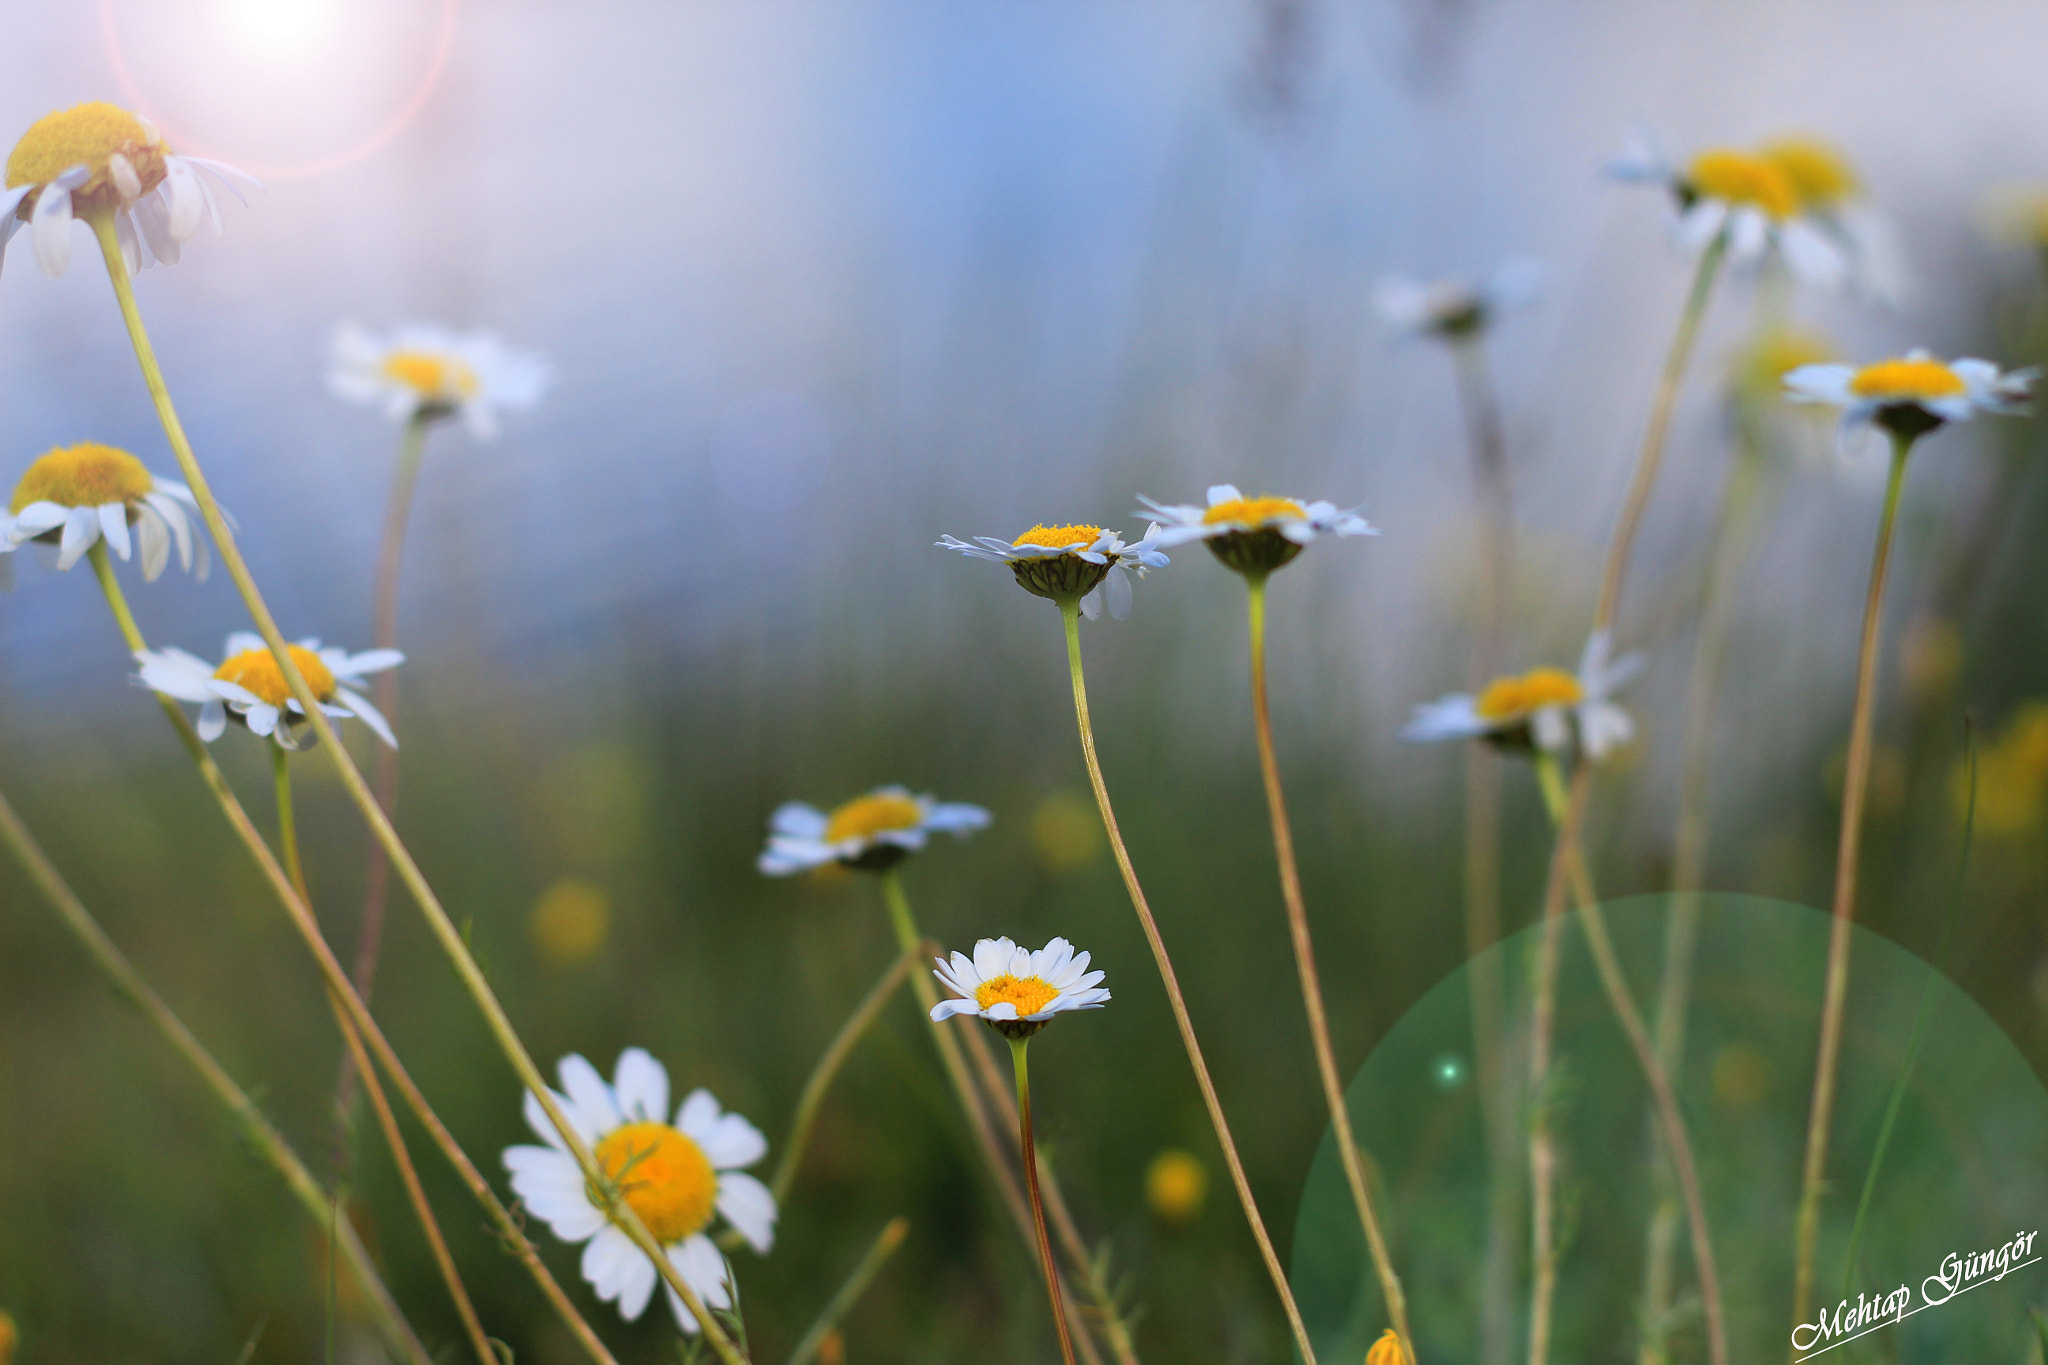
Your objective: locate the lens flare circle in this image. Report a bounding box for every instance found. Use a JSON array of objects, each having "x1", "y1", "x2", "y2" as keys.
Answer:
[{"x1": 96, "y1": 0, "x2": 459, "y2": 181}]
